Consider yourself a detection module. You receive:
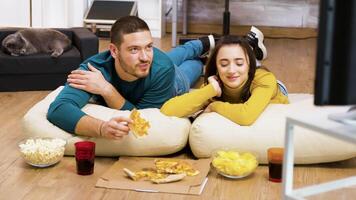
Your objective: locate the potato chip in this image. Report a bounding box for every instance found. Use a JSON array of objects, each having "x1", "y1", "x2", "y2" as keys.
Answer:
[{"x1": 129, "y1": 109, "x2": 150, "y2": 138}]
